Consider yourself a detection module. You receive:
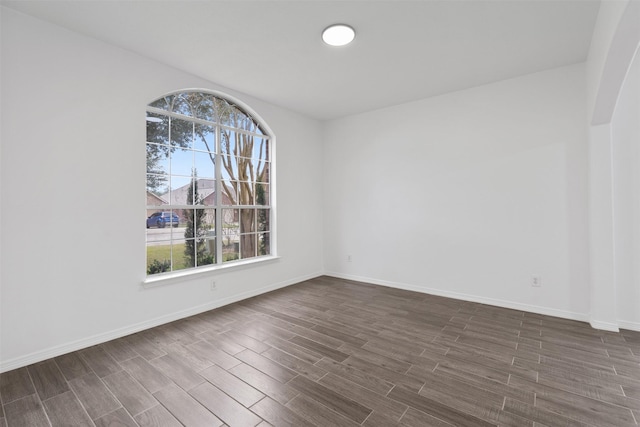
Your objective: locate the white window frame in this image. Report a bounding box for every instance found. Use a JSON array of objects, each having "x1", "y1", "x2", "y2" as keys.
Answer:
[{"x1": 144, "y1": 89, "x2": 277, "y2": 285}]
